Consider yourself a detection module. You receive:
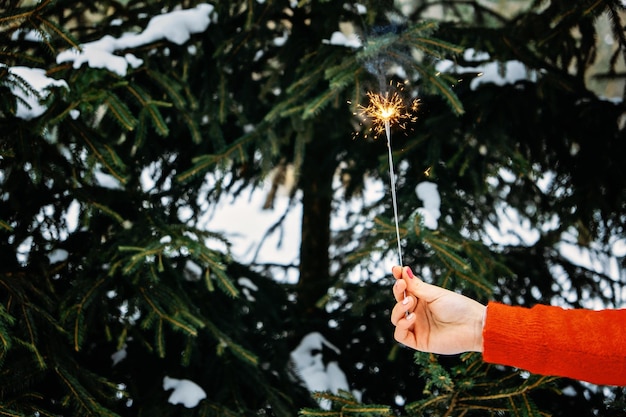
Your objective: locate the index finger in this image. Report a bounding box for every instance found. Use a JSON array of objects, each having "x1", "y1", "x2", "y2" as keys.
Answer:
[
  {"x1": 392, "y1": 278, "x2": 407, "y2": 302},
  {"x1": 392, "y1": 265, "x2": 403, "y2": 280}
]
